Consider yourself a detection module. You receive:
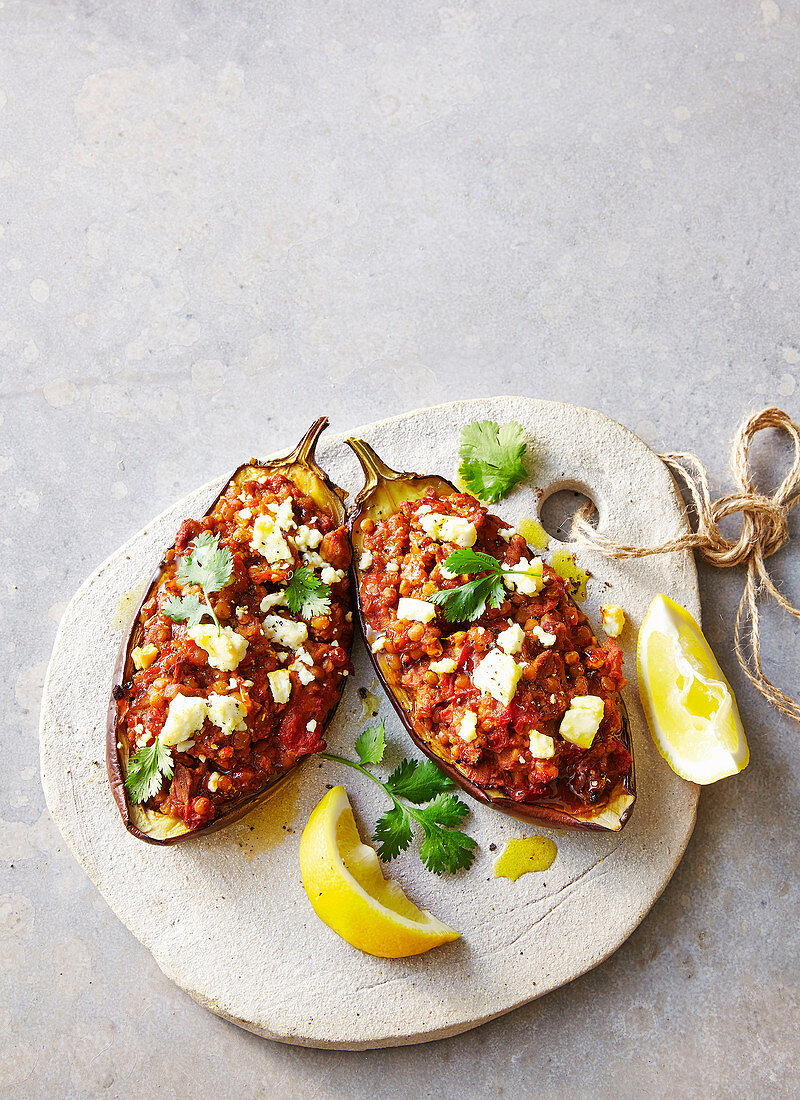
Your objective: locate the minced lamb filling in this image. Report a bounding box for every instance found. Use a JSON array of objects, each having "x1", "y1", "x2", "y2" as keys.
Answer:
[
  {"x1": 114, "y1": 469, "x2": 352, "y2": 832},
  {"x1": 357, "y1": 490, "x2": 631, "y2": 813}
]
